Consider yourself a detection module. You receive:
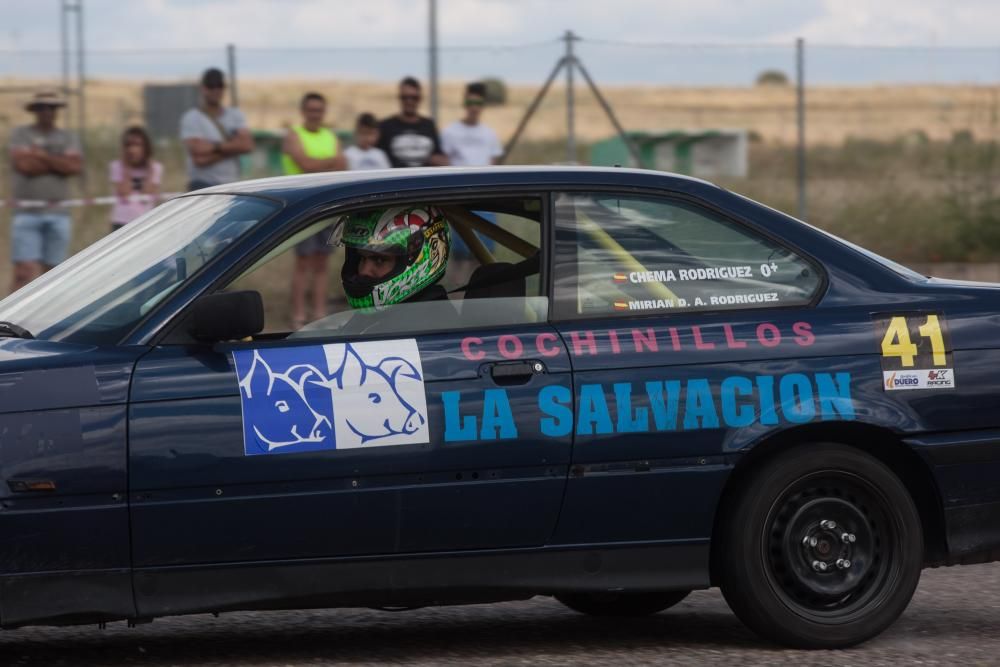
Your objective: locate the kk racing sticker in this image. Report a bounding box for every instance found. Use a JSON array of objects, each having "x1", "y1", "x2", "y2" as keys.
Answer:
[
  {"x1": 873, "y1": 312, "x2": 956, "y2": 391},
  {"x1": 233, "y1": 339, "x2": 429, "y2": 456}
]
